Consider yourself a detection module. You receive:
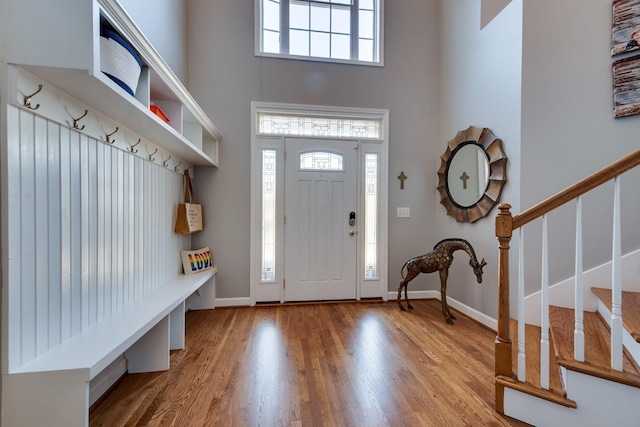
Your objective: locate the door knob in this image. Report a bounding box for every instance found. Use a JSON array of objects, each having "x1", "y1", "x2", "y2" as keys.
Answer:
[{"x1": 349, "y1": 230, "x2": 356, "y2": 236}]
